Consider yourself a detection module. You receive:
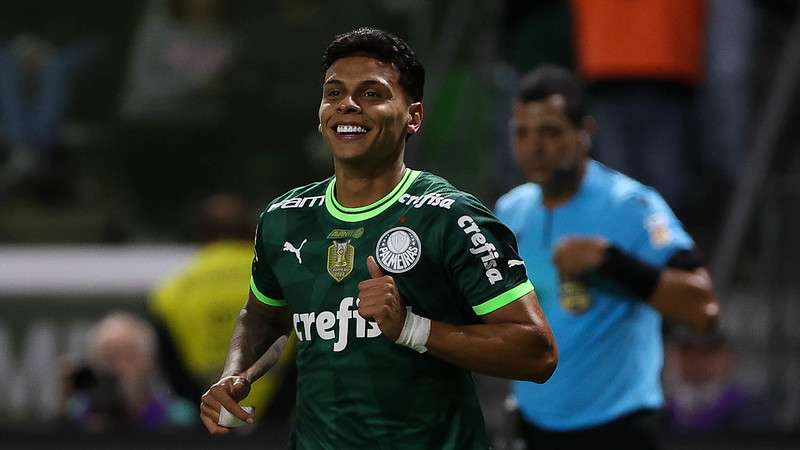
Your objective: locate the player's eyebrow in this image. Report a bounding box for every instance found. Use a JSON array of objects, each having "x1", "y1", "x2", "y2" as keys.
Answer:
[
  {"x1": 323, "y1": 78, "x2": 344, "y2": 87},
  {"x1": 323, "y1": 78, "x2": 391, "y2": 90},
  {"x1": 358, "y1": 79, "x2": 390, "y2": 89}
]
